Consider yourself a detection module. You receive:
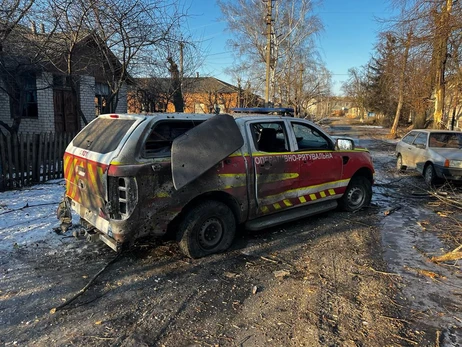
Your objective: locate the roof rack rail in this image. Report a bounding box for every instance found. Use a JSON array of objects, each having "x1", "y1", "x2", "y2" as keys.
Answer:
[{"x1": 231, "y1": 107, "x2": 294, "y2": 117}]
